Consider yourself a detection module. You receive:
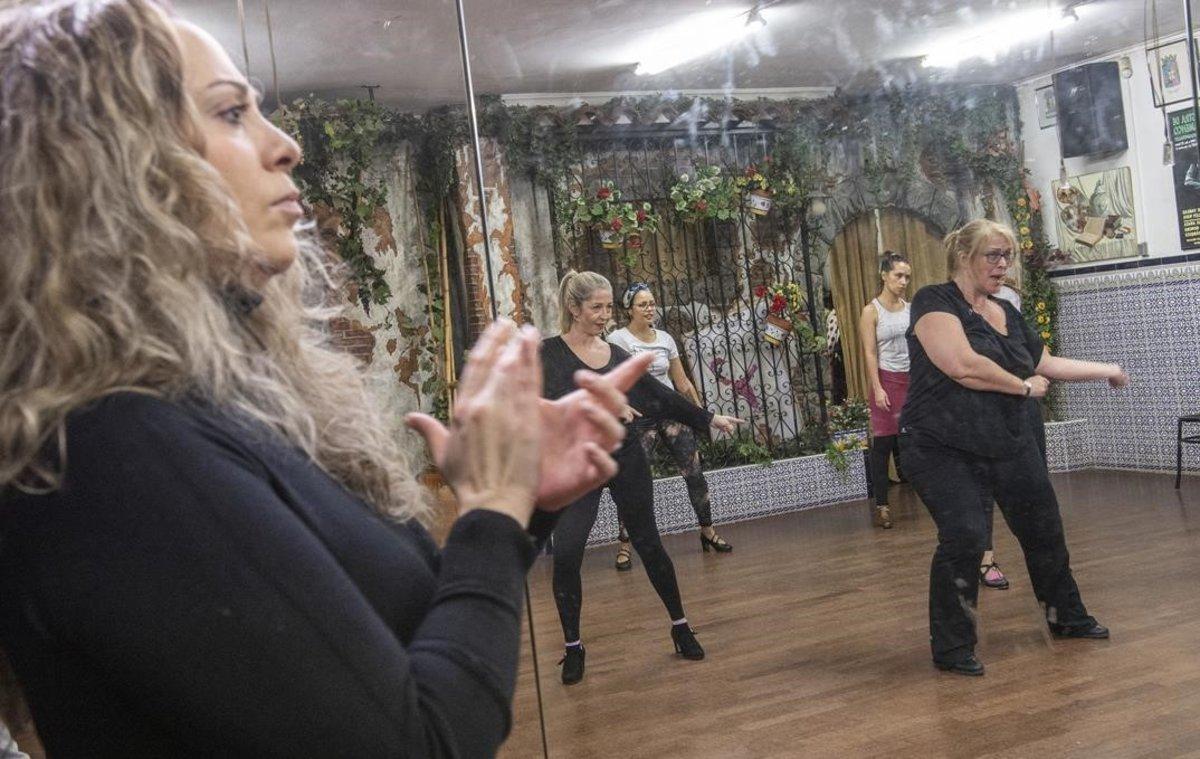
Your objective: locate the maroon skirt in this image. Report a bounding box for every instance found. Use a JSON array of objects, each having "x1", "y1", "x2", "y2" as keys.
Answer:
[{"x1": 869, "y1": 369, "x2": 910, "y2": 437}]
